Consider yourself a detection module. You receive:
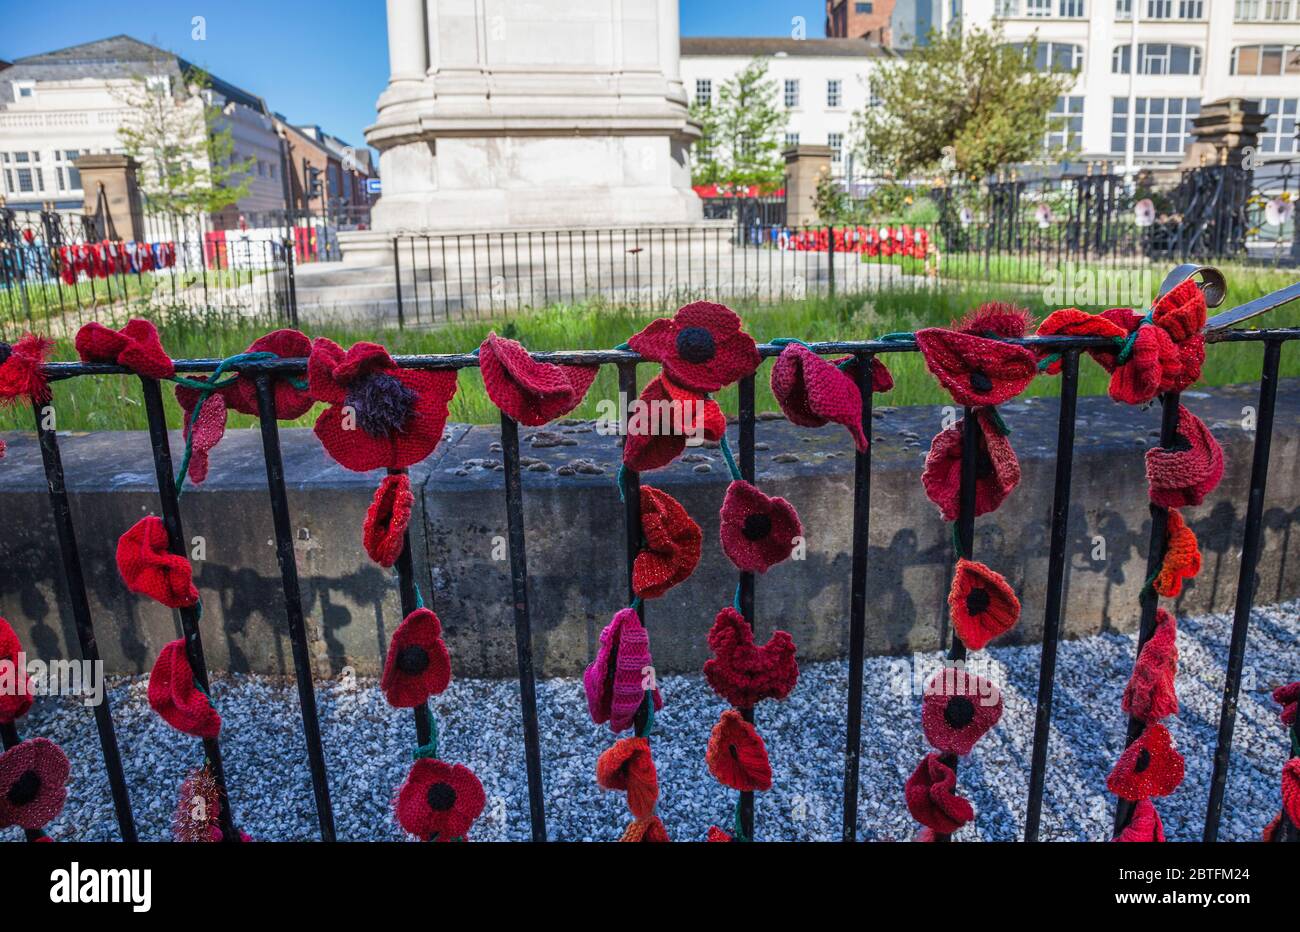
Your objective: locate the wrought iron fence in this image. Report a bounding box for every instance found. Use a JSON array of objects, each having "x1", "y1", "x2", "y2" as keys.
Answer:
[{"x1": 5, "y1": 265, "x2": 1300, "y2": 841}]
